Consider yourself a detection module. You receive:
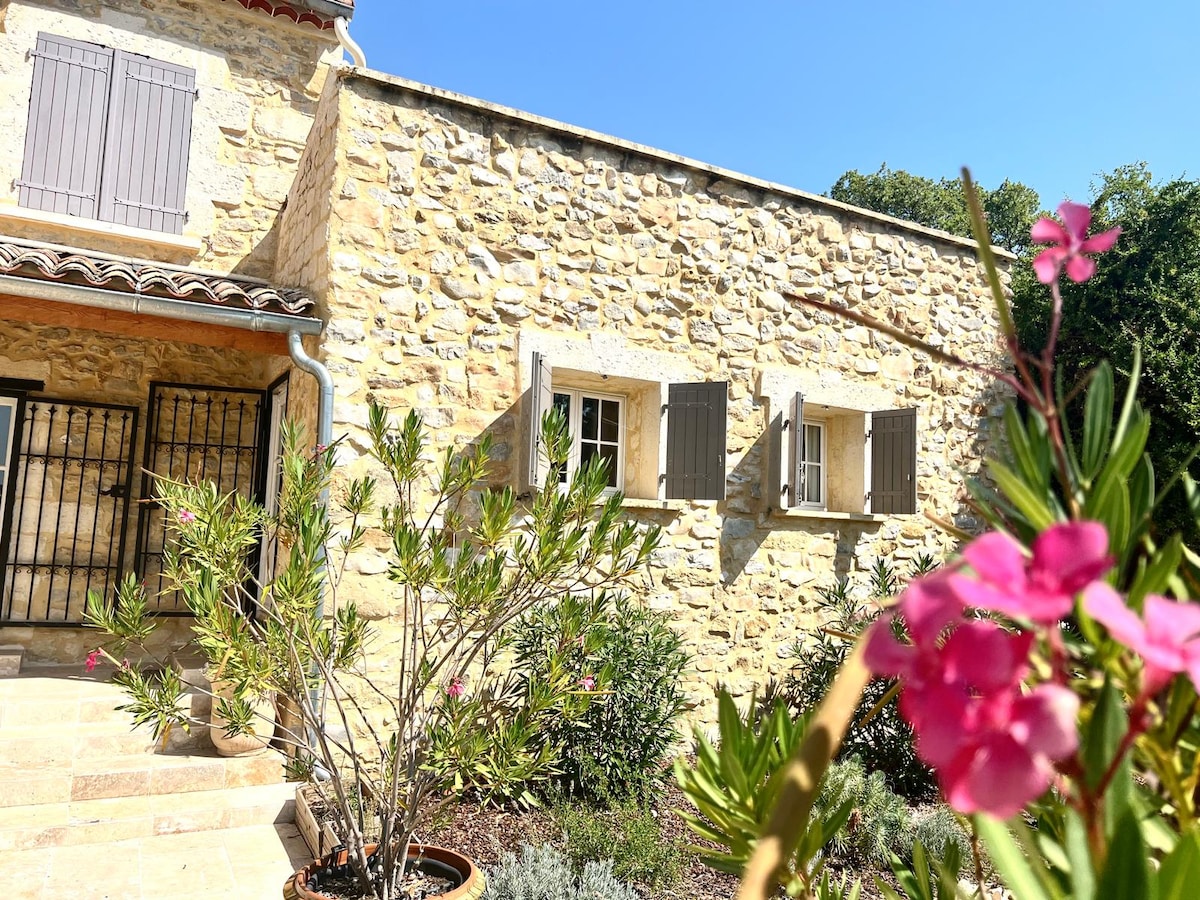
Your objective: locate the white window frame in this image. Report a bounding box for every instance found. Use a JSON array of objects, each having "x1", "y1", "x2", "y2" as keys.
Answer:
[
  {"x1": 0, "y1": 396, "x2": 18, "y2": 527},
  {"x1": 551, "y1": 387, "x2": 625, "y2": 494},
  {"x1": 798, "y1": 419, "x2": 827, "y2": 510}
]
